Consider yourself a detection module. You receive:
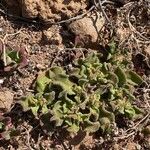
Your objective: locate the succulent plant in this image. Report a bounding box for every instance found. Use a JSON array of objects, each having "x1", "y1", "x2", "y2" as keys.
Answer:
[
  {"x1": 0, "y1": 39, "x2": 28, "y2": 75},
  {"x1": 21, "y1": 45, "x2": 143, "y2": 134}
]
